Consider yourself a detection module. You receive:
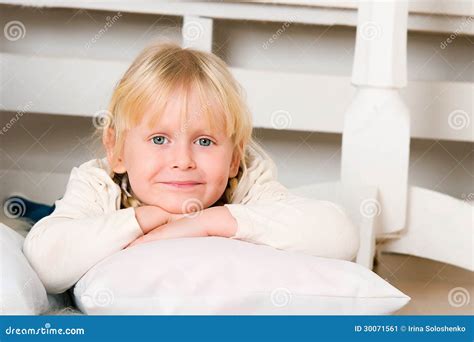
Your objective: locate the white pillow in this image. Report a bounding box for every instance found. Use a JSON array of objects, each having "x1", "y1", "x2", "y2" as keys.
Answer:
[
  {"x1": 0, "y1": 223, "x2": 49, "y2": 315},
  {"x1": 74, "y1": 237, "x2": 410, "y2": 315}
]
